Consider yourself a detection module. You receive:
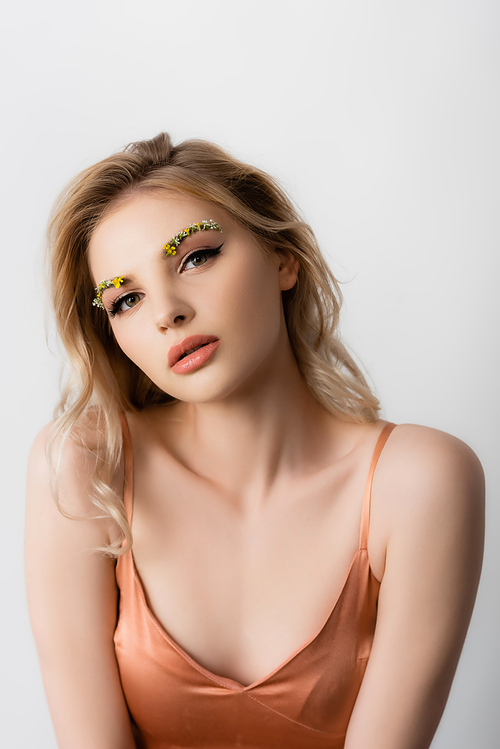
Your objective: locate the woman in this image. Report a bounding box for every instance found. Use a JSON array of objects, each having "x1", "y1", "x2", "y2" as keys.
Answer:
[{"x1": 25, "y1": 132, "x2": 485, "y2": 749}]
